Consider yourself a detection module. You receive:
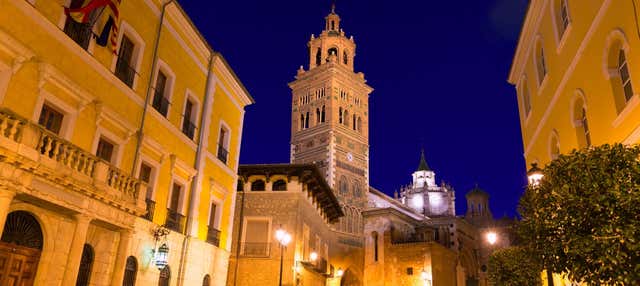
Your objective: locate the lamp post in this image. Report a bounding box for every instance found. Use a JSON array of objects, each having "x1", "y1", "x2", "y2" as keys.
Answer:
[
  {"x1": 485, "y1": 231, "x2": 498, "y2": 246},
  {"x1": 275, "y1": 226, "x2": 291, "y2": 286},
  {"x1": 527, "y1": 163, "x2": 544, "y2": 186}
]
